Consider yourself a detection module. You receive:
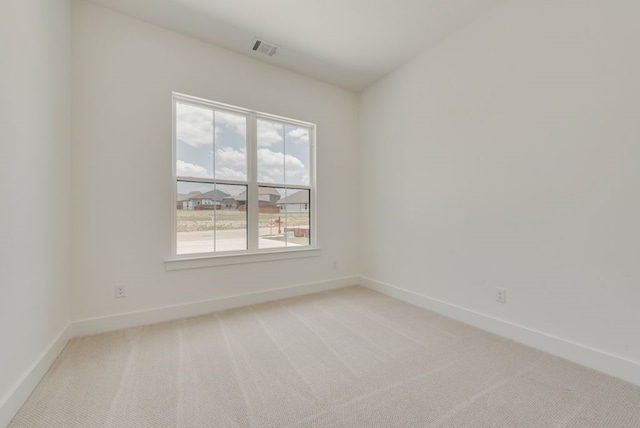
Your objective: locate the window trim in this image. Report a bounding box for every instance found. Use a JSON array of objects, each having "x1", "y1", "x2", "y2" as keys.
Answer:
[
  {"x1": 165, "y1": 247, "x2": 322, "y2": 270},
  {"x1": 168, "y1": 92, "x2": 317, "y2": 268}
]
